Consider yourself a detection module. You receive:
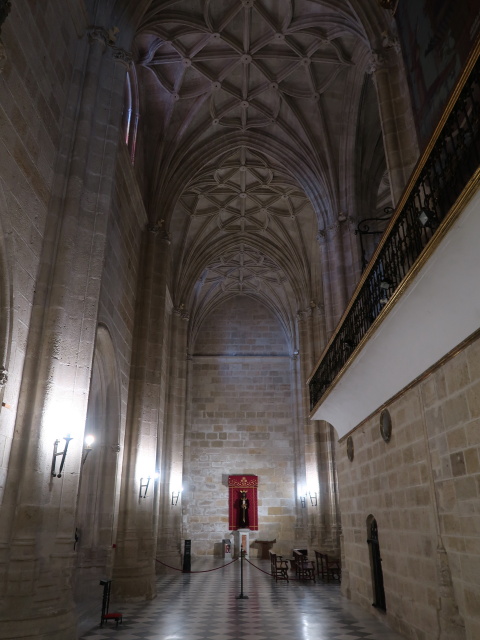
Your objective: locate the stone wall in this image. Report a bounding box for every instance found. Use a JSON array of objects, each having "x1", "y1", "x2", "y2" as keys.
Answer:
[
  {"x1": 74, "y1": 143, "x2": 146, "y2": 634},
  {"x1": 0, "y1": 0, "x2": 82, "y2": 504},
  {"x1": 337, "y1": 332, "x2": 480, "y2": 640},
  {"x1": 184, "y1": 295, "x2": 300, "y2": 557}
]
